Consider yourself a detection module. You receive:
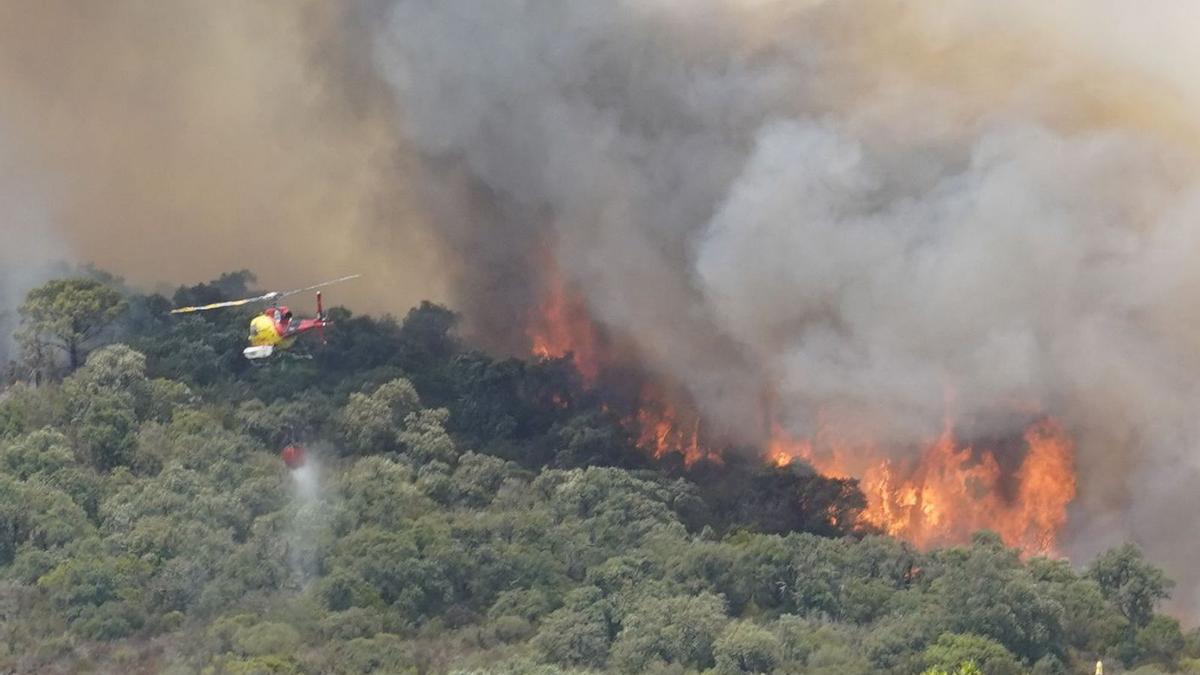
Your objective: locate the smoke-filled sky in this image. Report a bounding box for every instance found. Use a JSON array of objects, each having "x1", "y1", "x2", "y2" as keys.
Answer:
[
  {"x1": 0, "y1": 127, "x2": 64, "y2": 363},
  {"x1": 0, "y1": 1, "x2": 445, "y2": 312},
  {"x1": 6, "y1": 1, "x2": 1200, "y2": 608}
]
